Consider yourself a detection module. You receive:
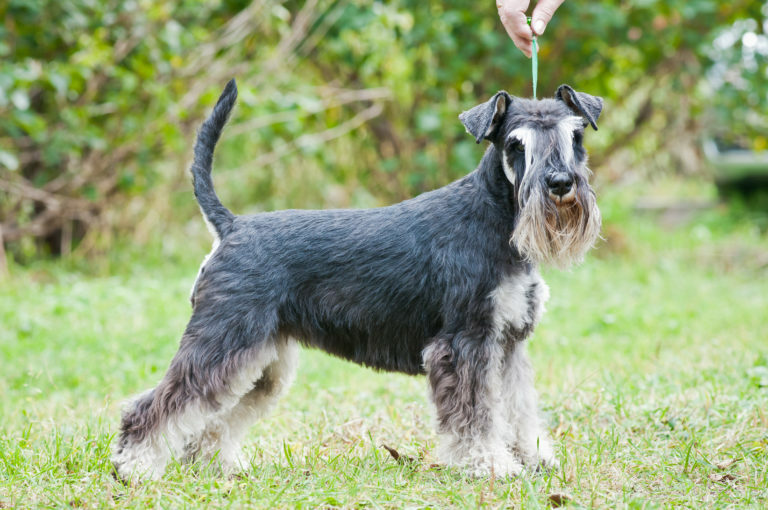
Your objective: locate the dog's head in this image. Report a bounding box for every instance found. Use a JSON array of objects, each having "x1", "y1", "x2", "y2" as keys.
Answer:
[{"x1": 459, "y1": 85, "x2": 603, "y2": 268}]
